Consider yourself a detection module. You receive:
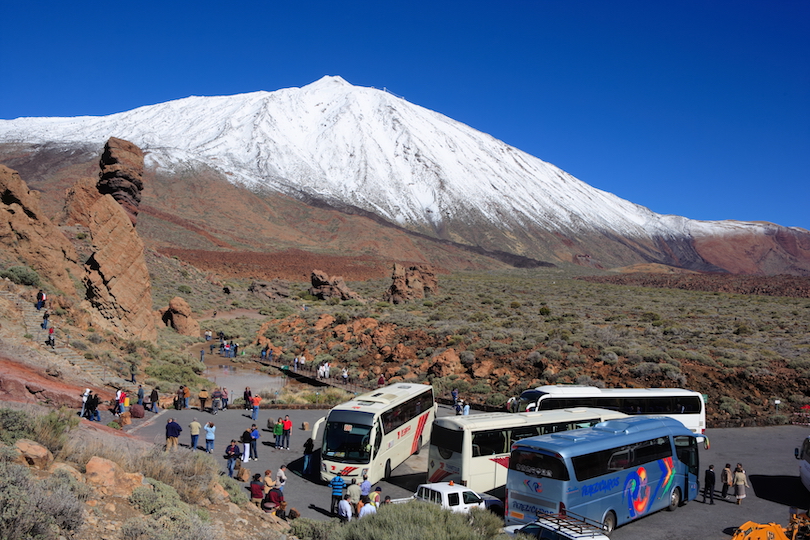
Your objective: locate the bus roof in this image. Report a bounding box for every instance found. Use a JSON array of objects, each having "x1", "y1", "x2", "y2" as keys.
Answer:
[
  {"x1": 330, "y1": 383, "x2": 432, "y2": 413},
  {"x1": 511, "y1": 416, "x2": 694, "y2": 455},
  {"x1": 434, "y1": 408, "x2": 627, "y2": 432},
  {"x1": 522, "y1": 385, "x2": 701, "y2": 397}
]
